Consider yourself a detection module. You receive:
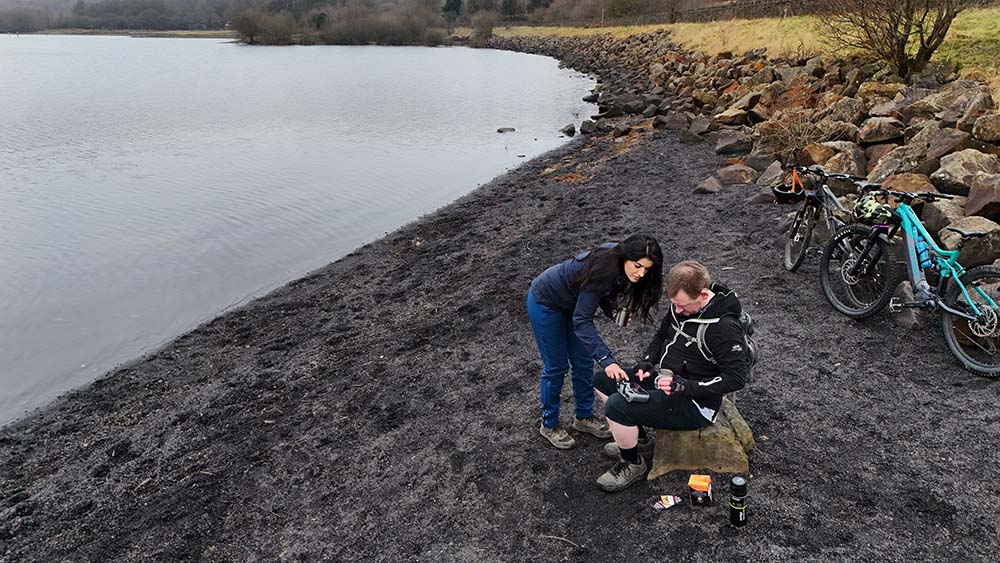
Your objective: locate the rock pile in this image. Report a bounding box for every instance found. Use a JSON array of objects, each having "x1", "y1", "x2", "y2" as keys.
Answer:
[{"x1": 487, "y1": 31, "x2": 1000, "y2": 266}]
